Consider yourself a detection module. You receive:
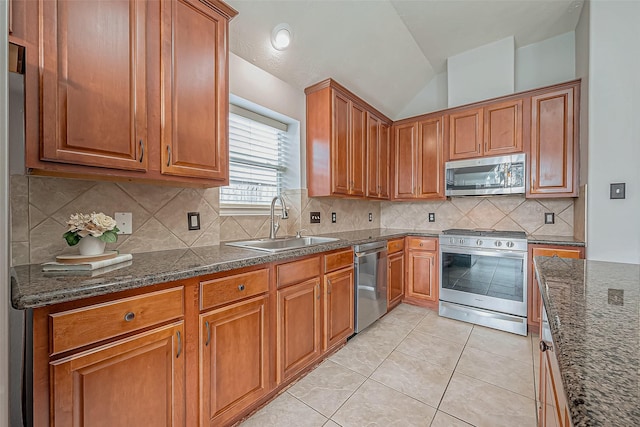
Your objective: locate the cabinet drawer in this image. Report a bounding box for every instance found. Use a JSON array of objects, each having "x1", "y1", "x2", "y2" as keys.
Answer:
[
  {"x1": 50, "y1": 287, "x2": 184, "y2": 355},
  {"x1": 387, "y1": 238, "x2": 404, "y2": 254},
  {"x1": 532, "y1": 247, "x2": 582, "y2": 259},
  {"x1": 200, "y1": 268, "x2": 269, "y2": 311},
  {"x1": 277, "y1": 256, "x2": 321, "y2": 288},
  {"x1": 324, "y1": 248, "x2": 354, "y2": 273},
  {"x1": 407, "y1": 237, "x2": 437, "y2": 251}
]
